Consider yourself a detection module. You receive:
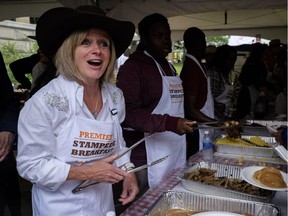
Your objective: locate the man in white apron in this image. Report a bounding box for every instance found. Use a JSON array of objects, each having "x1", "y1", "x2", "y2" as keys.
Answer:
[
  {"x1": 180, "y1": 27, "x2": 216, "y2": 151},
  {"x1": 181, "y1": 30, "x2": 240, "y2": 151},
  {"x1": 117, "y1": 13, "x2": 195, "y2": 192}
]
